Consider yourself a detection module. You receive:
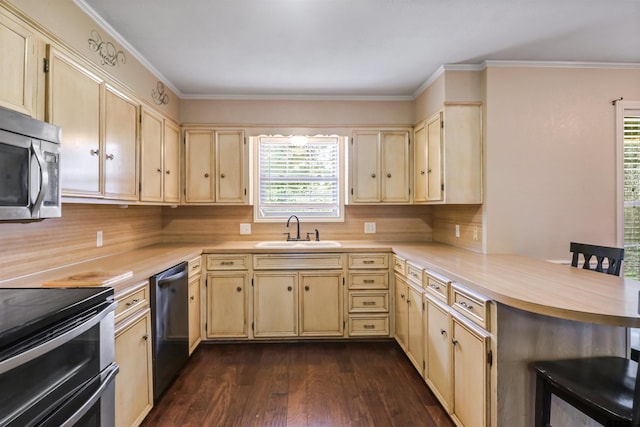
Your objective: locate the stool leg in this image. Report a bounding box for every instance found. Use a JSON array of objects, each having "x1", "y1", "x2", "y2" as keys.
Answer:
[{"x1": 535, "y1": 374, "x2": 552, "y2": 427}]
